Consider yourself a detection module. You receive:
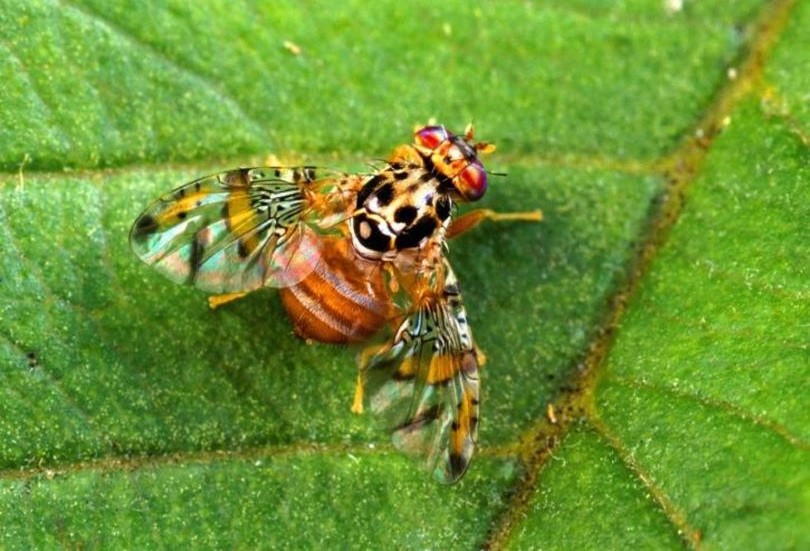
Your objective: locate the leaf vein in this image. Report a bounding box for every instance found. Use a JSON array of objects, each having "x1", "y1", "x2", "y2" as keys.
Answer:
[
  {"x1": 61, "y1": 0, "x2": 268, "y2": 140},
  {"x1": 0, "y1": 441, "x2": 393, "y2": 482},
  {"x1": 609, "y1": 374, "x2": 809, "y2": 450},
  {"x1": 0, "y1": 40, "x2": 72, "y2": 150},
  {"x1": 0, "y1": 200, "x2": 113, "y2": 449},
  {"x1": 588, "y1": 415, "x2": 703, "y2": 549}
]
